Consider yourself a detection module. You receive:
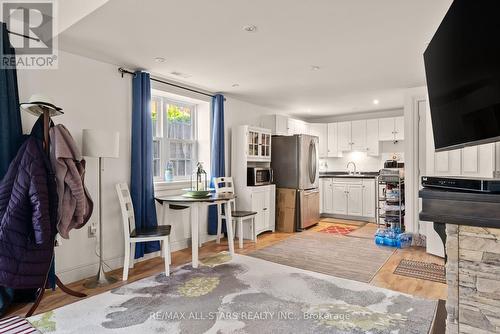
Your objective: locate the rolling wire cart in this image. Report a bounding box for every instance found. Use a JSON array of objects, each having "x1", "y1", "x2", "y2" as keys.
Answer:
[{"x1": 376, "y1": 174, "x2": 405, "y2": 232}]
